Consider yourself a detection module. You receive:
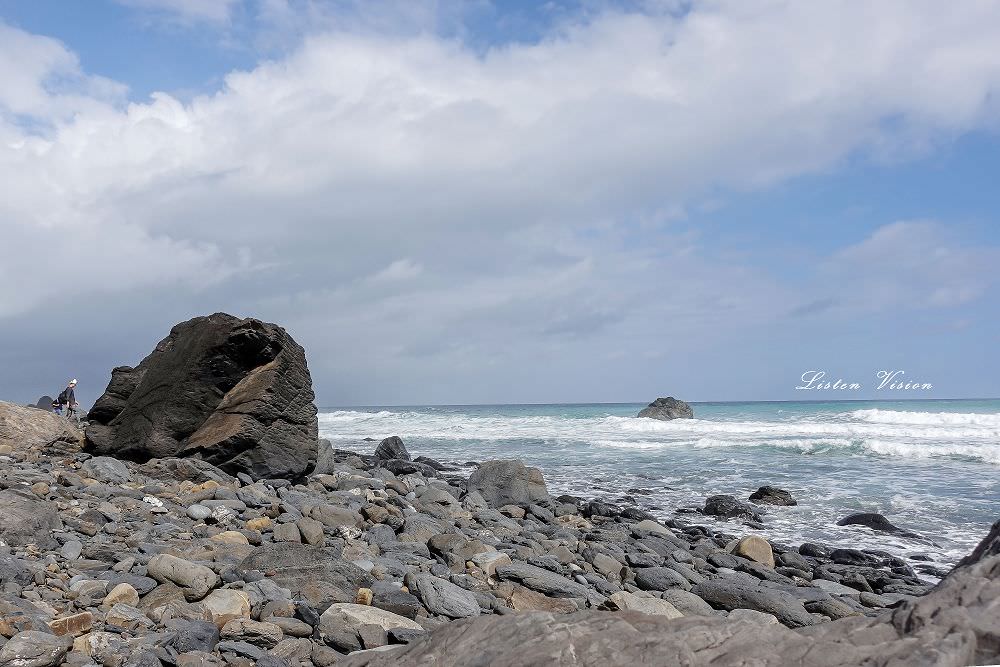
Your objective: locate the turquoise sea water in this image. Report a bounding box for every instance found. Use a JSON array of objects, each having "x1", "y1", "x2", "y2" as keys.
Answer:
[{"x1": 319, "y1": 399, "x2": 1000, "y2": 568}]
